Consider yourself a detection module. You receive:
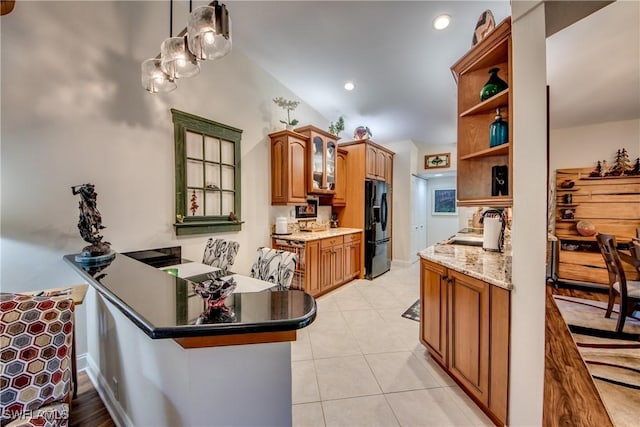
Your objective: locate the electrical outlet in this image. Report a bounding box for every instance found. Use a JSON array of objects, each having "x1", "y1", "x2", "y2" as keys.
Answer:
[{"x1": 111, "y1": 377, "x2": 119, "y2": 401}]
